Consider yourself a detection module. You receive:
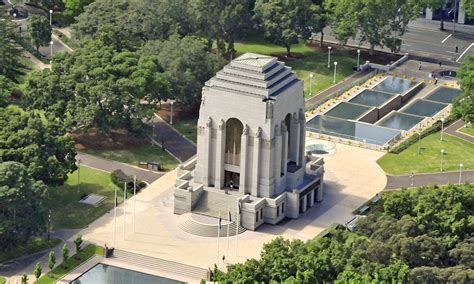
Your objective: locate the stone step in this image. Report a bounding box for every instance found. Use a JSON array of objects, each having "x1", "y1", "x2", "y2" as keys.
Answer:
[
  {"x1": 178, "y1": 213, "x2": 246, "y2": 237},
  {"x1": 112, "y1": 249, "x2": 209, "y2": 281},
  {"x1": 192, "y1": 190, "x2": 239, "y2": 219}
]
